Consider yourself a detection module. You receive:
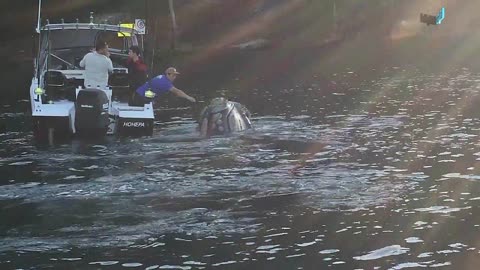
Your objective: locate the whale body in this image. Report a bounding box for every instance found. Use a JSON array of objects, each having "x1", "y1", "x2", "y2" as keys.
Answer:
[{"x1": 199, "y1": 98, "x2": 252, "y2": 137}]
